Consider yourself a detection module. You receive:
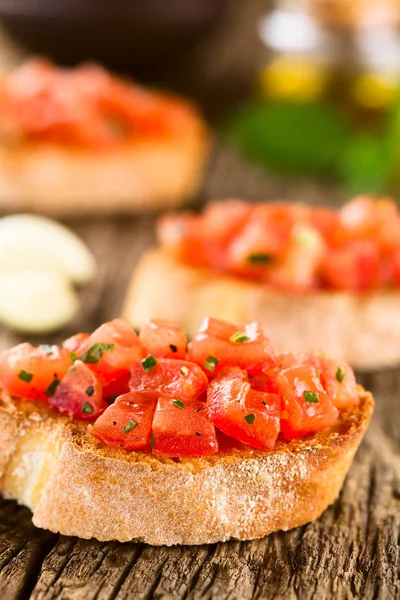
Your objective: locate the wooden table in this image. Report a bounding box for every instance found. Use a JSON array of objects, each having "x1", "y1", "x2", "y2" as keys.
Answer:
[{"x1": 0, "y1": 1, "x2": 399, "y2": 598}]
